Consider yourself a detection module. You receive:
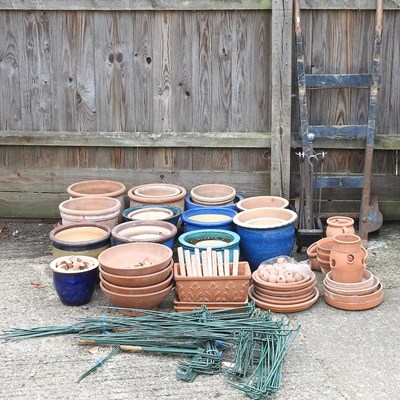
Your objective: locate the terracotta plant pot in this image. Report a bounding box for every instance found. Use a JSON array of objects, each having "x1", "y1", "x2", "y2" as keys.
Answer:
[
  {"x1": 173, "y1": 261, "x2": 251, "y2": 303},
  {"x1": 236, "y1": 196, "x2": 289, "y2": 211},
  {"x1": 185, "y1": 194, "x2": 244, "y2": 211},
  {"x1": 67, "y1": 180, "x2": 126, "y2": 219},
  {"x1": 326, "y1": 216, "x2": 355, "y2": 237},
  {"x1": 49, "y1": 222, "x2": 111, "y2": 259},
  {"x1": 306, "y1": 241, "x2": 320, "y2": 271},
  {"x1": 100, "y1": 281, "x2": 174, "y2": 316},
  {"x1": 99, "y1": 259, "x2": 173, "y2": 288},
  {"x1": 111, "y1": 220, "x2": 177, "y2": 249},
  {"x1": 316, "y1": 237, "x2": 335, "y2": 261},
  {"x1": 330, "y1": 234, "x2": 365, "y2": 283},
  {"x1": 190, "y1": 184, "x2": 236, "y2": 206},
  {"x1": 98, "y1": 242, "x2": 173, "y2": 276},
  {"x1": 127, "y1": 183, "x2": 186, "y2": 211},
  {"x1": 59, "y1": 196, "x2": 121, "y2": 228}
]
